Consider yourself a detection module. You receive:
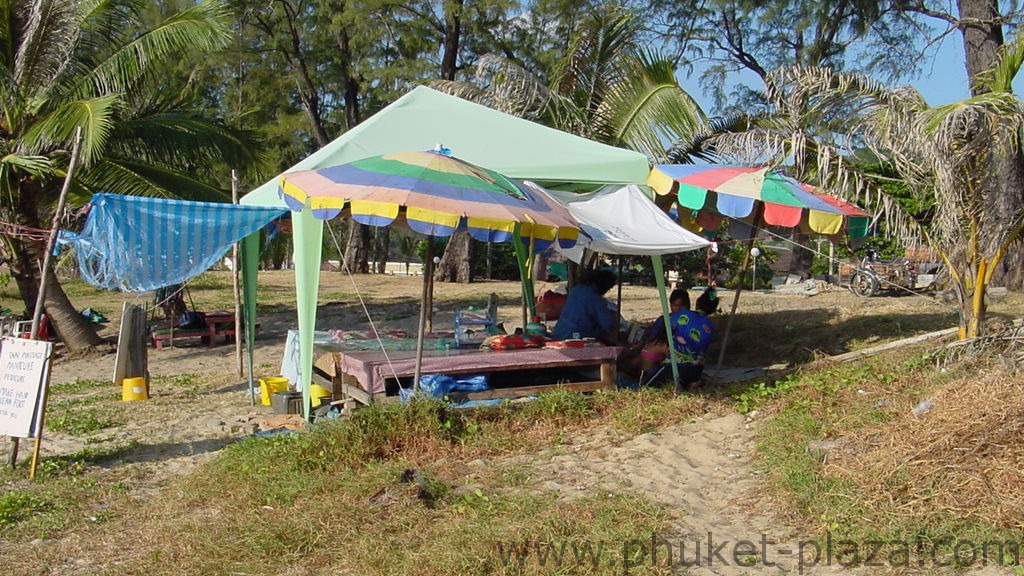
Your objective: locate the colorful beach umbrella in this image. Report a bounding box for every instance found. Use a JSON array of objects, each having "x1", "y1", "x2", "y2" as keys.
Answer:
[
  {"x1": 278, "y1": 150, "x2": 580, "y2": 249},
  {"x1": 803, "y1": 187, "x2": 873, "y2": 239},
  {"x1": 279, "y1": 149, "x2": 584, "y2": 393},
  {"x1": 648, "y1": 165, "x2": 848, "y2": 235}
]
